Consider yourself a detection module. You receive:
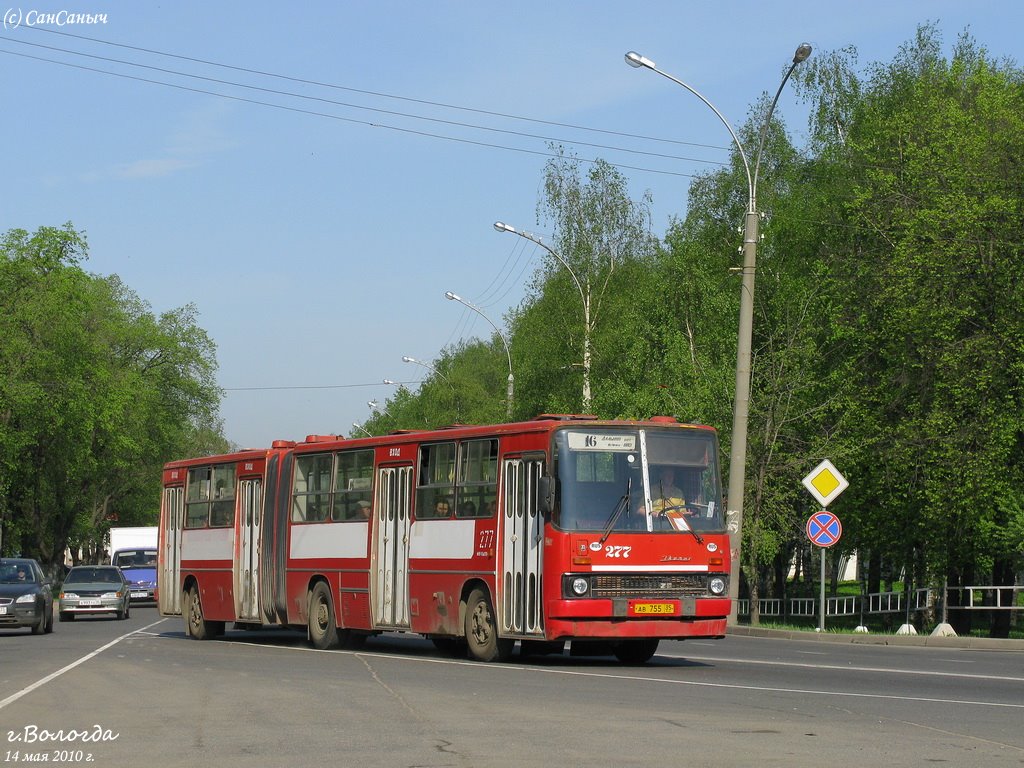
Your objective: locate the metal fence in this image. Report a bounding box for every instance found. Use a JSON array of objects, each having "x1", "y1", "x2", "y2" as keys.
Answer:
[{"x1": 737, "y1": 585, "x2": 1021, "y2": 621}]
